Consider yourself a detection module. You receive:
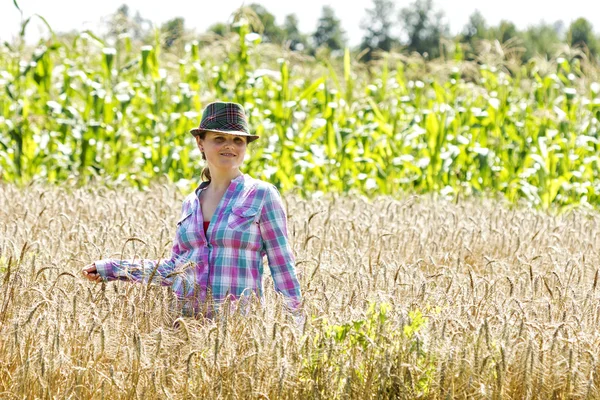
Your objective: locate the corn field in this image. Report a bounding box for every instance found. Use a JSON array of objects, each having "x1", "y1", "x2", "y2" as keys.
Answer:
[{"x1": 2, "y1": 20, "x2": 600, "y2": 209}]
